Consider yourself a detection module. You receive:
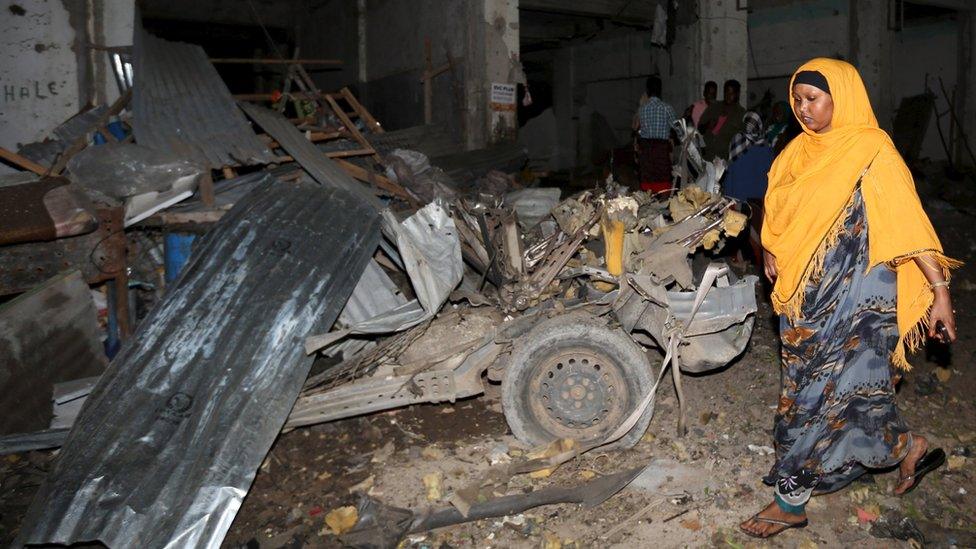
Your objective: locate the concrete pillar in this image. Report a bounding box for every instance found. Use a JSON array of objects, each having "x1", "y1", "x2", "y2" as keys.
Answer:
[
  {"x1": 850, "y1": 0, "x2": 893, "y2": 129},
  {"x1": 551, "y1": 46, "x2": 575, "y2": 170},
  {"x1": 695, "y1": 0, "x2": 748, "y2": 109},
  {"x1": 463, "y1": 0, "x2": 520, "y2": 150}
]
